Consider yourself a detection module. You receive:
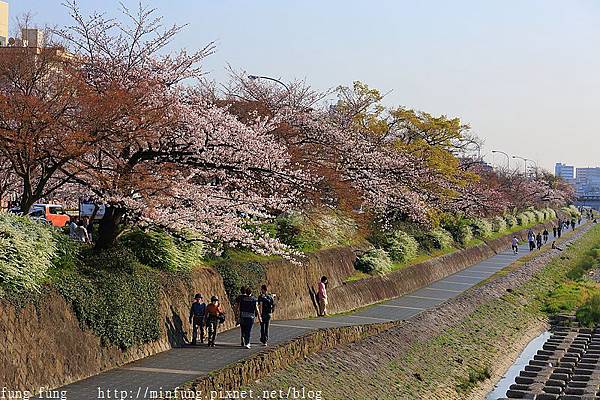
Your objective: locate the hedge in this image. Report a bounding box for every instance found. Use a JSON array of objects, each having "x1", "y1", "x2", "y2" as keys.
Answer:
[
  {"x1": 355, "y1": 248, "x2": 393, "y2": 275},
  {"x1": 491, "y1": 216, "x2": 507, "y2": 233},
  {"x1": 423, "y1": 227, "x2": 454, "y2": 250},
  {"x1": 381, "y1": 230, "x2": 419, "y2": 263},
  {"x1": 470, "y1": 218, "x2": 492, "y2": 238},
  {"x1": 0, "y1": 213, "x2": 57, "y2": 294},
  {"x1": 120, "y1": 229, "x2": 204, "y2": 272}
]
